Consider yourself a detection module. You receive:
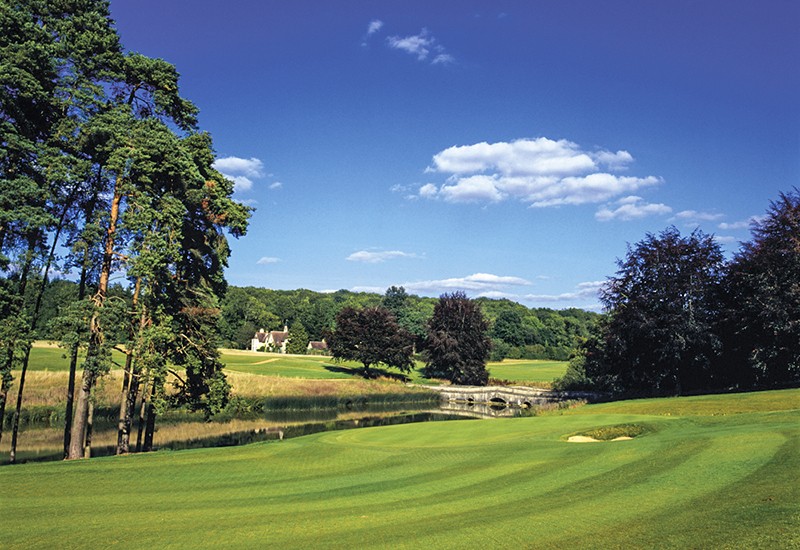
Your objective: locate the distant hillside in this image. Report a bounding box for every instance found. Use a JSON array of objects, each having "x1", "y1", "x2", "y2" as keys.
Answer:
[{"x1": 32, "y1": 281, "x2": 601, "y2": 361}]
